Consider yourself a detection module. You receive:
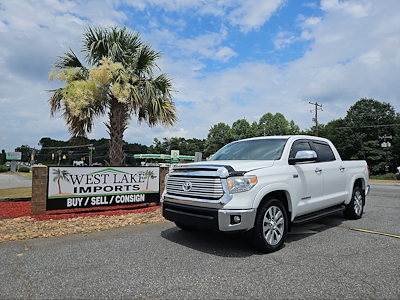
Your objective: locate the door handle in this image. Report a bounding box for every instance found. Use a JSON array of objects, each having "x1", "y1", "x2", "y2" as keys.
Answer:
[
  {"x1": 315, "y1": 168, "x2": 322, "y2": 173},
  {"x1": 339, "y1": 166, "x2": 345, "y2": 171}
]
